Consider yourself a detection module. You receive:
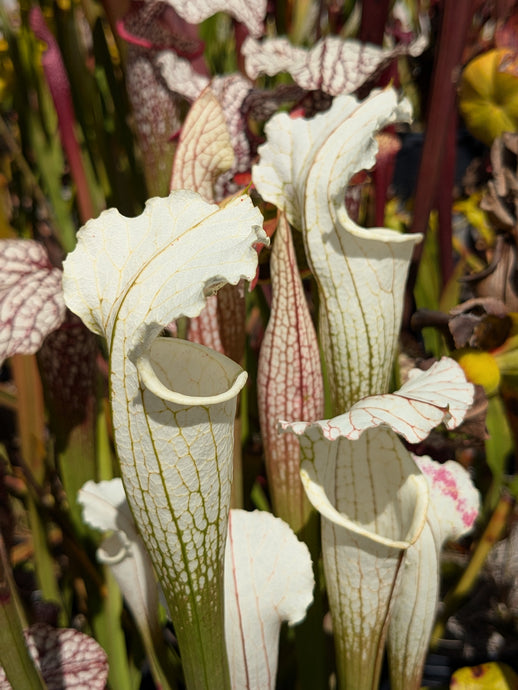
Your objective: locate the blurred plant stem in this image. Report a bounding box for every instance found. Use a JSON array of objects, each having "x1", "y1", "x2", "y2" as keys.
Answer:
[
  {"x1": 430, "y1": 491, "x2": 514, "y2": 647},
  {"x1": 294, "y1": 511, "x2": 326, "y2": 690},
  {"x1": 0, "y1": 533, "x2": 46, "y2": 689},
  {"x1": 358, "y1": 0, "x2": 391, "y2": 45},
  {"x1": 407, "y1": 0, "x2": 475, "y2": 324},
  {"x1": 11, "y1": 354, "x2": 64, "y2": 621},
  {"x1": 91, "y1": 568, "x2": 135, "y2": 690}
]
